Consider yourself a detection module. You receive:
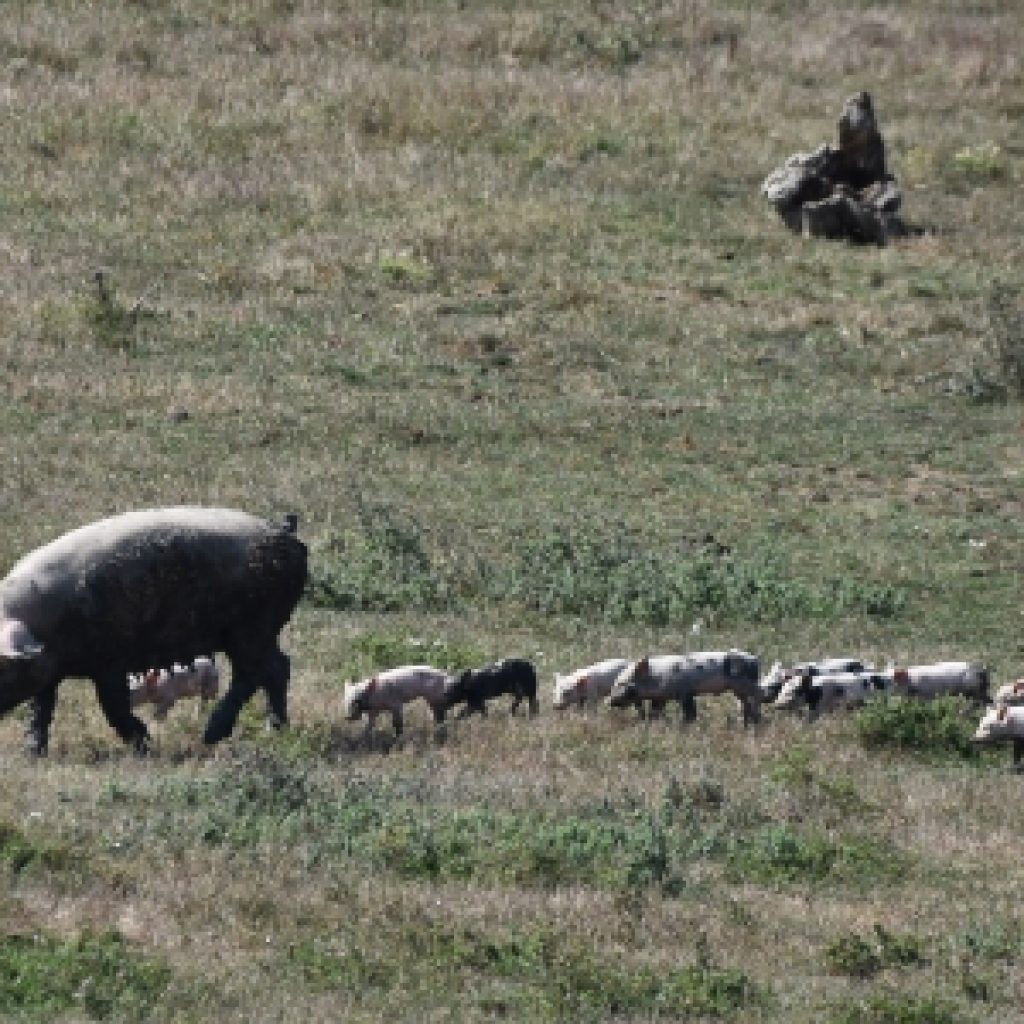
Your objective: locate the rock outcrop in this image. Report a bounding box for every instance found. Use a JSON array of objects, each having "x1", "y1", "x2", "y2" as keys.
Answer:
[{"x1": 762, "y1": 92, "x2": 905, "y2": 245}]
